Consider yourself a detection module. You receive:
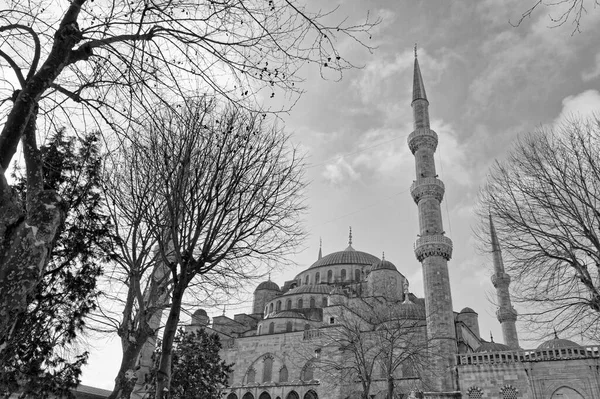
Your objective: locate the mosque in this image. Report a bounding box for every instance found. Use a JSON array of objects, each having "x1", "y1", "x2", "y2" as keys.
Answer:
[{"x1": 182, "y1": 54, "x2": 600, "y2": 399}]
